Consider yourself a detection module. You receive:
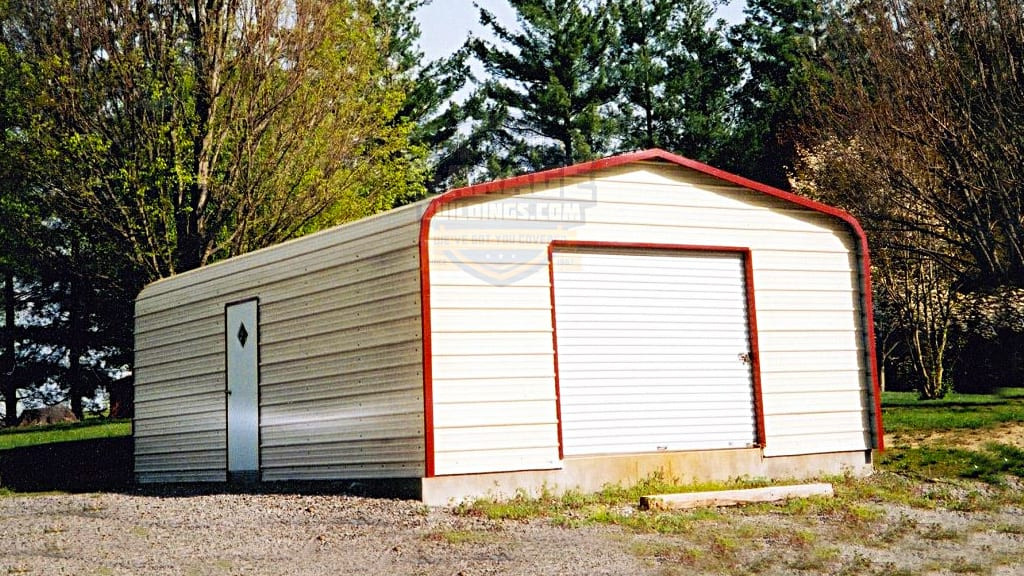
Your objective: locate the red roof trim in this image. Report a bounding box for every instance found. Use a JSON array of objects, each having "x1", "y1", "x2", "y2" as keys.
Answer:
[{"x1": 418, "y1": 150, "x2": 884, "y2": 476}]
